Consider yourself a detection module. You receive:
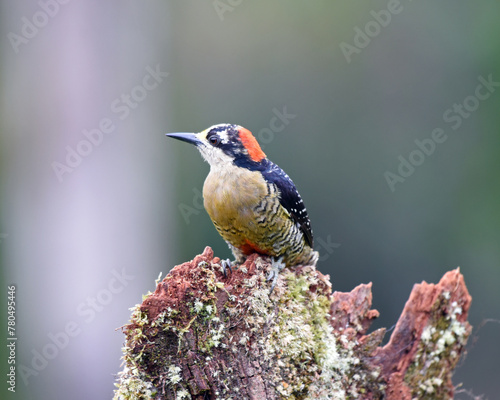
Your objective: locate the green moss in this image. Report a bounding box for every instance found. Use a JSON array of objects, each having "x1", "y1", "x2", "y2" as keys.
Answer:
[
  {"x1": 114, "y1": 257, "x2": 378, "y2": 400},
  {"x1": 240, "y1": 266, "x2": 364, "y2": 399}
]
